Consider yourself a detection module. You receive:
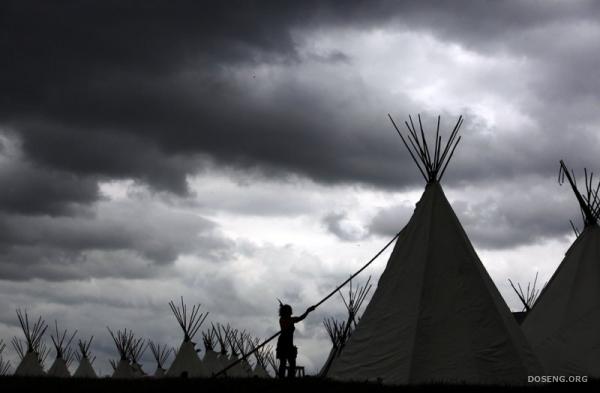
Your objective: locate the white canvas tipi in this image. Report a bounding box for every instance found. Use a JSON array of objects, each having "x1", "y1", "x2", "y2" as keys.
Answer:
[
  {"x1": 12, "y1": 309, "x2": 48, "y2": 377},
  {"x1": 149, "y1": 341, "x2": 172, "y2": 378},
  {"x1": 108, "y1": 327, "x2": 135, "y2": 378},
  {"x1": 47, "y1": 321, "x2": 76, "y2": 377},
  {"x1": 201, "y1": 327, "x2": 221, "y2": 375},
  {"x1": 73, "y1": 337, "x2": 97, "y2": 378},
  {"x1": 328, "y1": 114, "x2": 543, "y2": 384},
  {"x1": 250, "y1": 339, "x2": 271, "y2": 378},
  {"x1": 166, "y1": 297, "x2": 208, "y2": 378},
  {"x1": 128, "y1": 336, "x2": 147, "y2": 377},
  {"x1": 235, "y1": 332, "x2": 254, "y2": 377},
  {"x1": 522, "y1": 161, "x2": 600, "y2": 377},
  {"x1": 213, "y1": 323, "x2": 230, "y2": 372},
  {"x1": 319, "y1": 278, "x2": 371, "y2": 377},
  {"x1": 224, "y1": 328, "x2": 248, "y2": 377}
]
